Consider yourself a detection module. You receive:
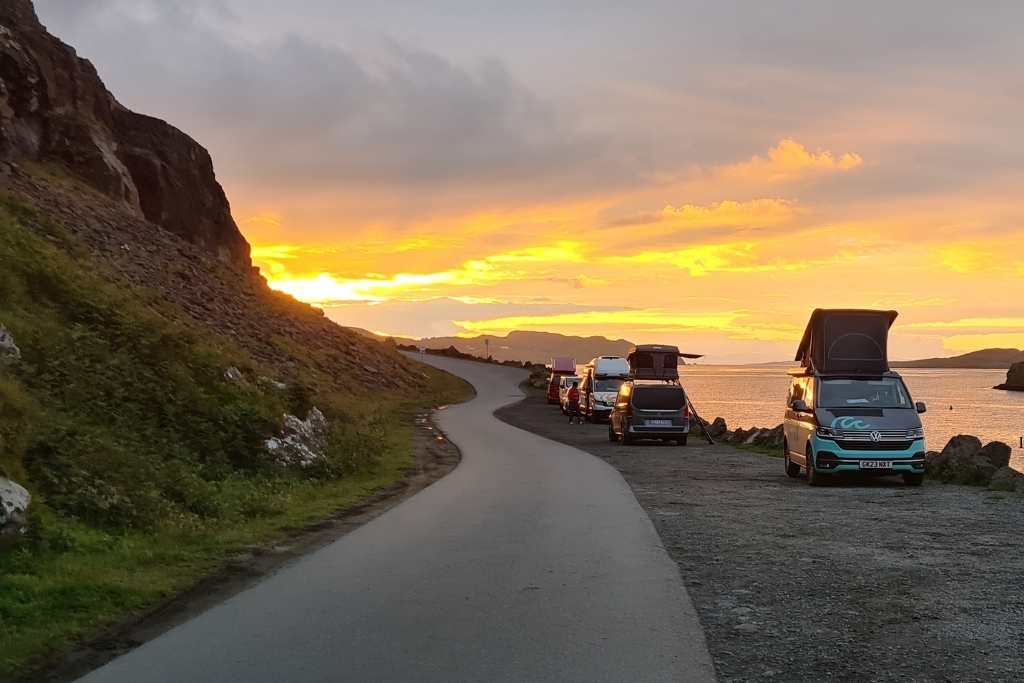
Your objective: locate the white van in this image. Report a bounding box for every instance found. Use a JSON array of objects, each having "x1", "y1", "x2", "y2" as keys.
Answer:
[{"x1": 580, "y1": 356, "x2": 630, "y2": 422}]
